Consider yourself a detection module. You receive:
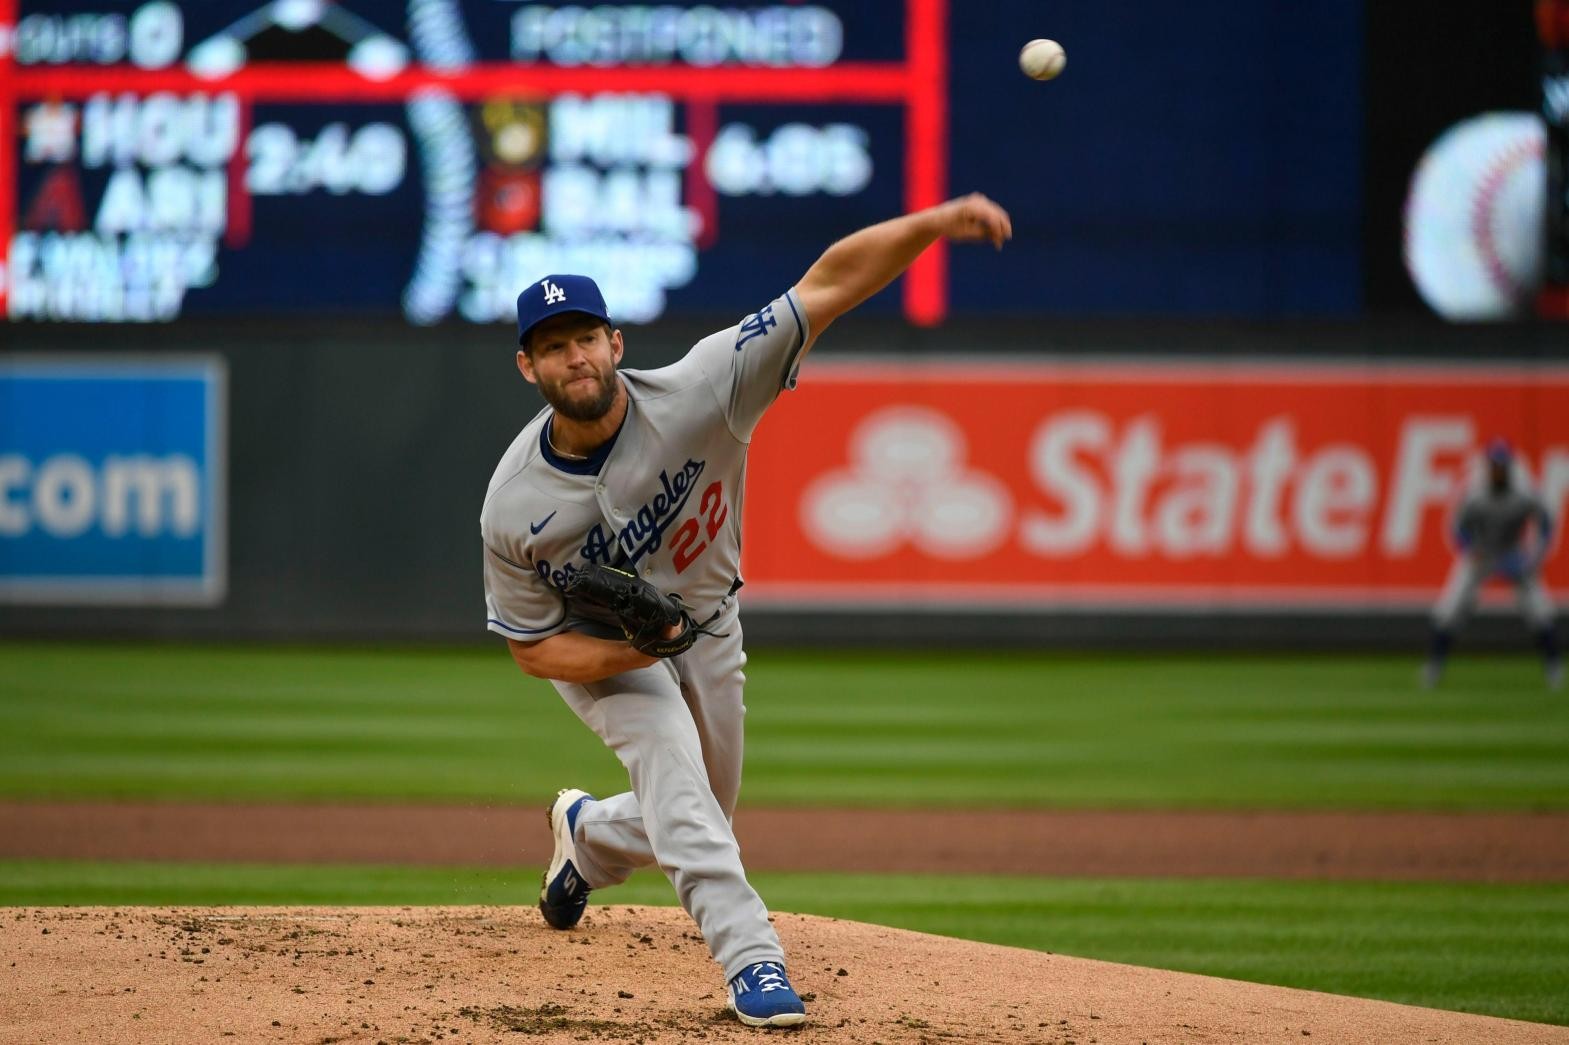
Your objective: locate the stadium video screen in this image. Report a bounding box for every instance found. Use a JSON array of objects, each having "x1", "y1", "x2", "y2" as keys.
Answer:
[
  {"x1": 5, "y1": 0, "x2": 939, "y2": 325},
  {"x1": 4, "y1": 0, "x2": 1366, "y2": 324}
]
